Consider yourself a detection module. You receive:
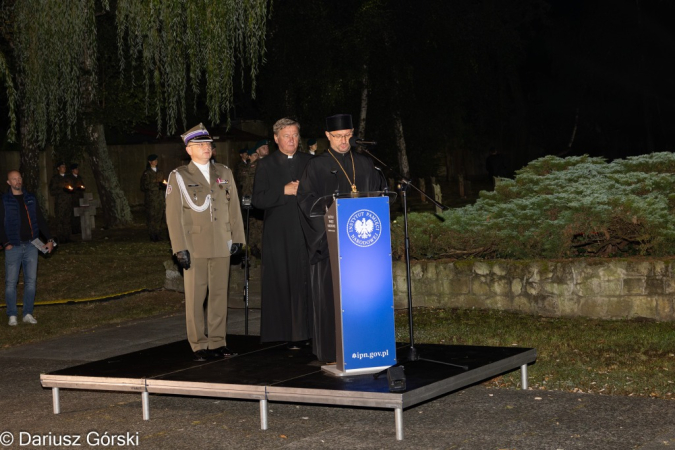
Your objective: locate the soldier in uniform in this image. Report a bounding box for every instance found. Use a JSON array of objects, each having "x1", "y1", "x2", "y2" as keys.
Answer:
[
  {"x1": 165, "y1": 123, "x2": 246, "y2": 361},
  {"x1": 239, "y1": 148, "x2": 258, "y2": 197},
  {"x1": 239, "y1": 148, "x2": 262, "y2": 258},
  {"x1": 66, "y1": 163, "x2": 86, "y2": 235},
  {"x1": 49, "y1": 161, "x2": 73, "y2": 244},
  {"x1": 254, "y1": 139, "x2": 270, "y2": 159},
  {"x1": 235, "y1": 147, "x2": 249, "y2": 193},
  {"x1": 140, "y1": 154, "x2": 166, "y2": 241},
  {"x1": 307, "y1": 138, "x2": 318, "y2": 155}
]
